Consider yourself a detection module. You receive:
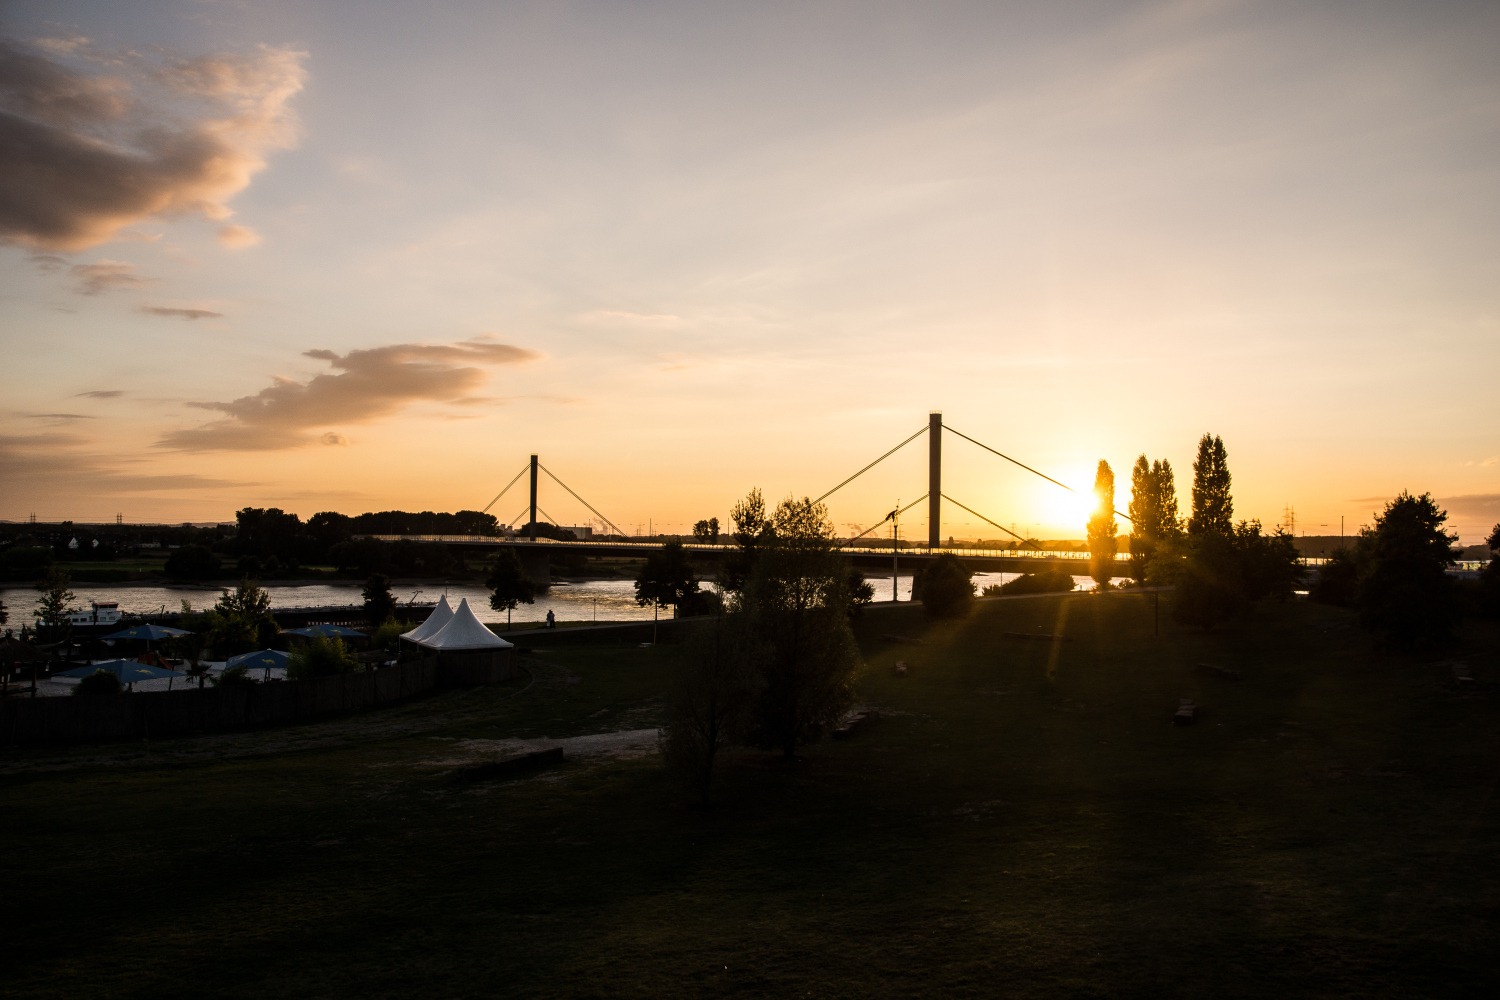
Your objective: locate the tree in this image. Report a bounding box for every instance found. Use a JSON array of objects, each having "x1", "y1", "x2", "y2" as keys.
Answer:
[
  {"x1": 693, "y1": 517, "x2": 721, "y2": 544},
  {"x1": 1233, "y1": 520, "x2": 1303, "y2": 600},
  {"x1": 1356, "y1": 492, "x2": 1459, "y2": 648},
  {"x1": 1189, "y1": 434, "x2": 1233, "y2": 538},
  {"x1": 657, "y1": 614, "x2": 766, "y2": 804},
  {"x1": 362, "y1": 573, "x2": 397, "y2": 626},
  {"x1": 287, "y1": 634, "x2": 359, "y2": 679},
  {"x1": 1128, "y1": 456, "x2": 1158, "y2": 583},
  {"x1": 845, "y1": 569, "x2": 875, "y2": 619},
  {"x1": 373, "y1": 617, "x2": 417, "y2": 653},
  {"x1": 73, "y1": 669, "x2": 122, "y2": 698},
  {"x1": 918, "y1": 553, "x2": 975, "y2": 618},
  {"x1": 741, "y1": 496, "x2": 860, "y2": 757},
  {"x1": 1480, "y1": 523, "x2": 1500, "y2": 618},
  {"x1": 635, "y1": 539, "x2": 700, "y2": 618},
  {"x1": 1088, "y1": 460, "x2": 1118, "y2": 590},
  {"x1": 165, "y1": 544, "x2": 221, "y2": 581},
  {"x1": 210, "y1": 665, "x2": 255, "y2": 687},
  {"x1": 1312, "y1": 547, "x2": 1362, "y2": 607},
  {"x1": 207, "y1": 577, "x2": 277, "y2": 658},
  {"x1": 176, "y1": 600, "x2": 213, "y2": 685},
  {"x1": 1172, "y1": 533, "x2": 1244, "y2": 631},
  {"x1": 486, "y1": 548, "x2": 536, "y2": 628},
  {"x1": 33, "y1": 567, "x2": 76, "y2": 643},
  {"x1": 721, "y1": 488, "x2": 769, "y2": 596}
]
